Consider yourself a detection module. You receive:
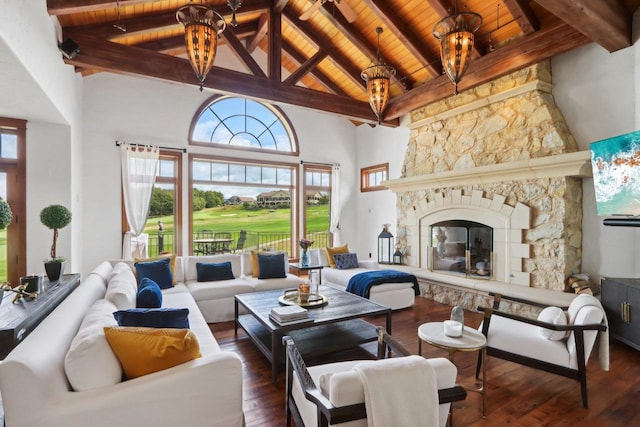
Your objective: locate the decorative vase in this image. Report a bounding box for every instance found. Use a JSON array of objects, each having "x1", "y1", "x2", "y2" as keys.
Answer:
[
  {"x1": 301, "y1": 249, "x2": 309, "y2": 267},
  {"x1": 44, "y1": 261, "x2": 66, "y2": 282}
]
